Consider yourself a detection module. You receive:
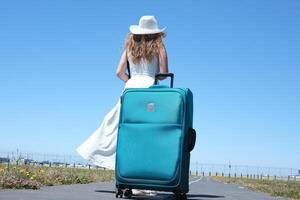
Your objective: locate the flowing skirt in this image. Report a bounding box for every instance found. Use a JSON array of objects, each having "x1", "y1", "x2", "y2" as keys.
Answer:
[{"x1": 76, "y1": 75, "x2": 155, "y2": 170}]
